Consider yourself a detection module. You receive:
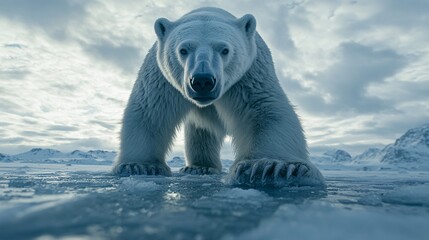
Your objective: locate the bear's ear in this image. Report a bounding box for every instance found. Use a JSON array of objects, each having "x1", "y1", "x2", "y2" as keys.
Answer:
[
  {"x1": 237, "y1": 14, "x2": 256, "y2": 38},
  {"x1": 154, "y1": 18, "x2": 173, "y2": 40}
]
